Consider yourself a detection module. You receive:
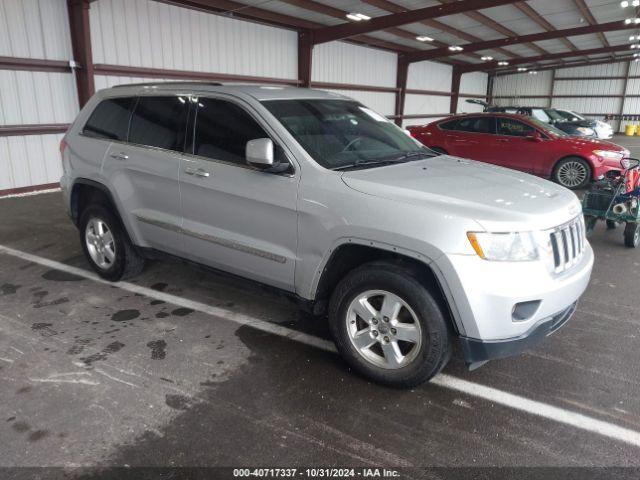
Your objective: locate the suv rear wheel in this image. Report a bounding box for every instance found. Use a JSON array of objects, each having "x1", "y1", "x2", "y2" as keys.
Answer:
[
  {"x1": 328, "y1": 262, "x2": 451, "y2": 388},
  {"x1": 79, "y1": 204, "x2": 145, "y2": 281}
]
